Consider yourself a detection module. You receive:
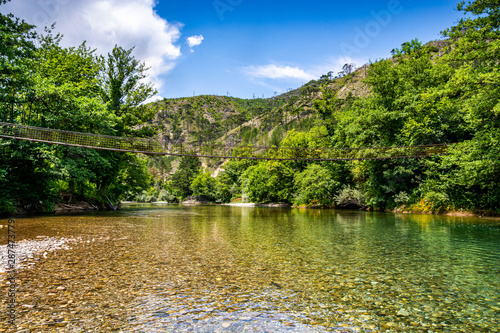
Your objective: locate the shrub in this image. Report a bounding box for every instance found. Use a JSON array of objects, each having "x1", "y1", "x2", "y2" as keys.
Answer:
[
  {"x1": 393, "y1": 191, "x2": 410, "y2": 205},
  {"x1": 241, "y1": 162, "x2": 294, "y2": 203},
  {"x1": 157, "y1": 189, "x2": 175, "y2": 202},
  {"x1": 293, "y1": 164, "x2": 339, "y2": 206},
  {"x1": 423, "y1": 191, "x2": 451, "y2": 211},
  {"x1": 334, "y1": 186, "x2": 367, "y2": 209}
]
